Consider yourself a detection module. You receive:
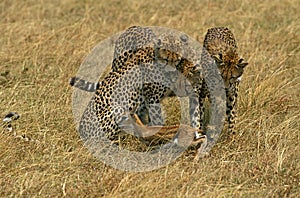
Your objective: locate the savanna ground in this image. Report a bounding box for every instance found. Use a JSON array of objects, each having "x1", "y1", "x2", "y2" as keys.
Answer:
[{"x1": 1, "y1": 0, "x2": 299, "y2": 197}]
